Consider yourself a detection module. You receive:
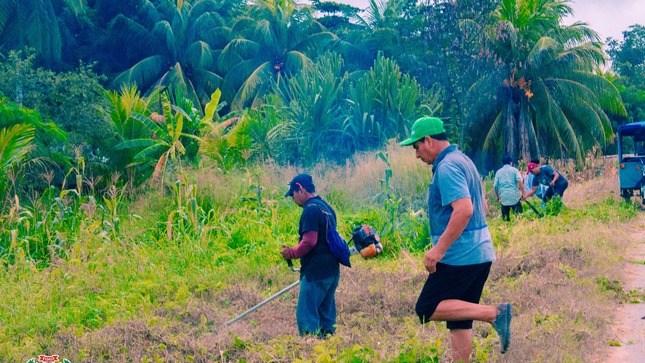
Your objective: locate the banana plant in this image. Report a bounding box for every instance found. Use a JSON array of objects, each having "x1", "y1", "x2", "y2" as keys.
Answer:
[{"x1": 115, "y1": 92, "x2": 198, "y2": 185}]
